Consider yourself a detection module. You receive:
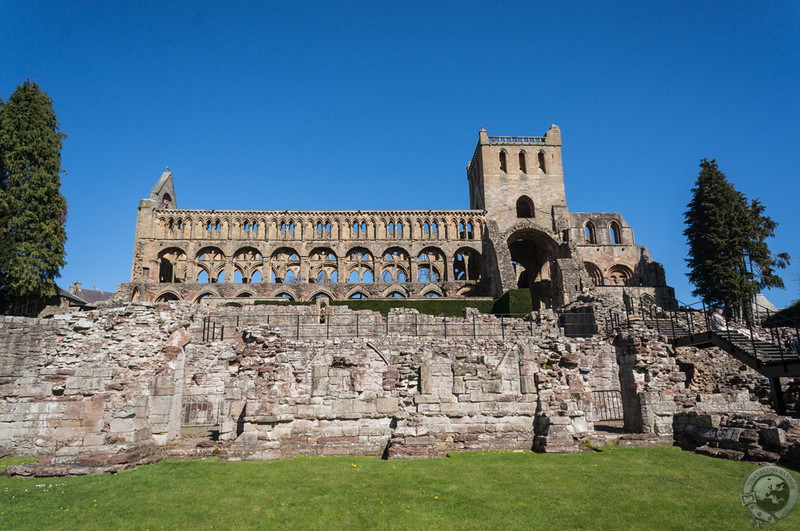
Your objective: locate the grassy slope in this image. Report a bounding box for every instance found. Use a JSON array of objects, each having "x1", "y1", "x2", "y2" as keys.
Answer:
[{"x1": 1, "y1": 446, "x2": 798, "y2": 530}]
